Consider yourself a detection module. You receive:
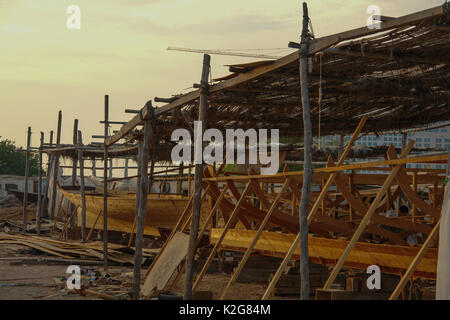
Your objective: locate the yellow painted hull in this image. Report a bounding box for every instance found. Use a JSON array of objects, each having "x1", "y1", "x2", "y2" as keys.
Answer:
[
  {"x1": 211, "y1": 229, "x2": 438, "y2": 279},
  {"x1": 60, "y1": 189, "x2": 210, "y2": 236}
]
